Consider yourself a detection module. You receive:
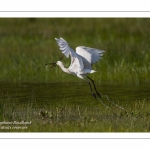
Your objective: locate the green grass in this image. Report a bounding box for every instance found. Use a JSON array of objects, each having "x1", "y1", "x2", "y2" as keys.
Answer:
[
  {"x1": 0, "y1": 18, "x2": 150, "y2": 132},
  {"x1": 1, "y1": 96, "x2": 150, "y2": 132},
  {"x1": 0, "y1": 18, "x2": 150, "y2": 84}
]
